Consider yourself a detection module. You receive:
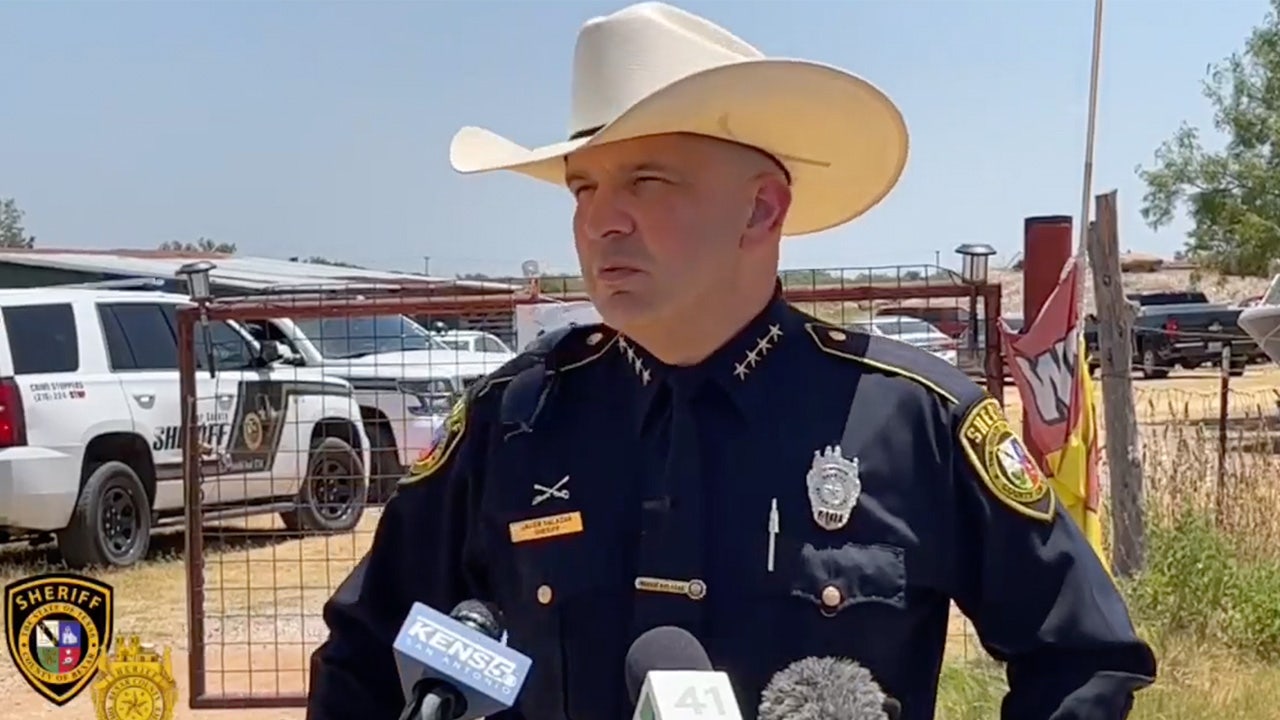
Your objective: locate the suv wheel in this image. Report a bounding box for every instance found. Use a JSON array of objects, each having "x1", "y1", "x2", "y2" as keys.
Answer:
[
  {"x1": 58, "y1": 461, "x2": 152, "y2": 569},
  {"x1": 281, "y1": 436, "x2": 367, "y2": 533}
]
